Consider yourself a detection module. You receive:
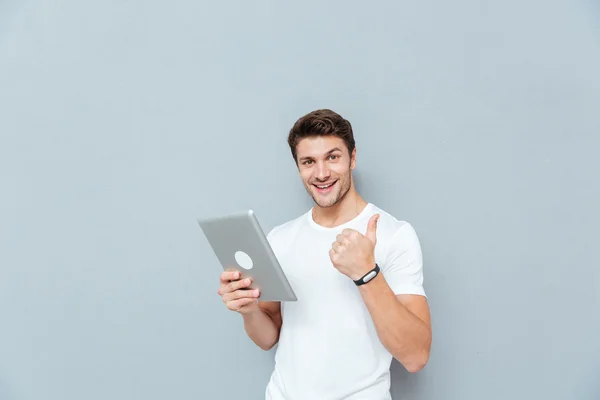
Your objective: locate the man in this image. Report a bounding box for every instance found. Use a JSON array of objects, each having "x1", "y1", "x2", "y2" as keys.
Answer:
[{"x1": 217, "y1": 109, "x2": 432, "y2": 399}]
